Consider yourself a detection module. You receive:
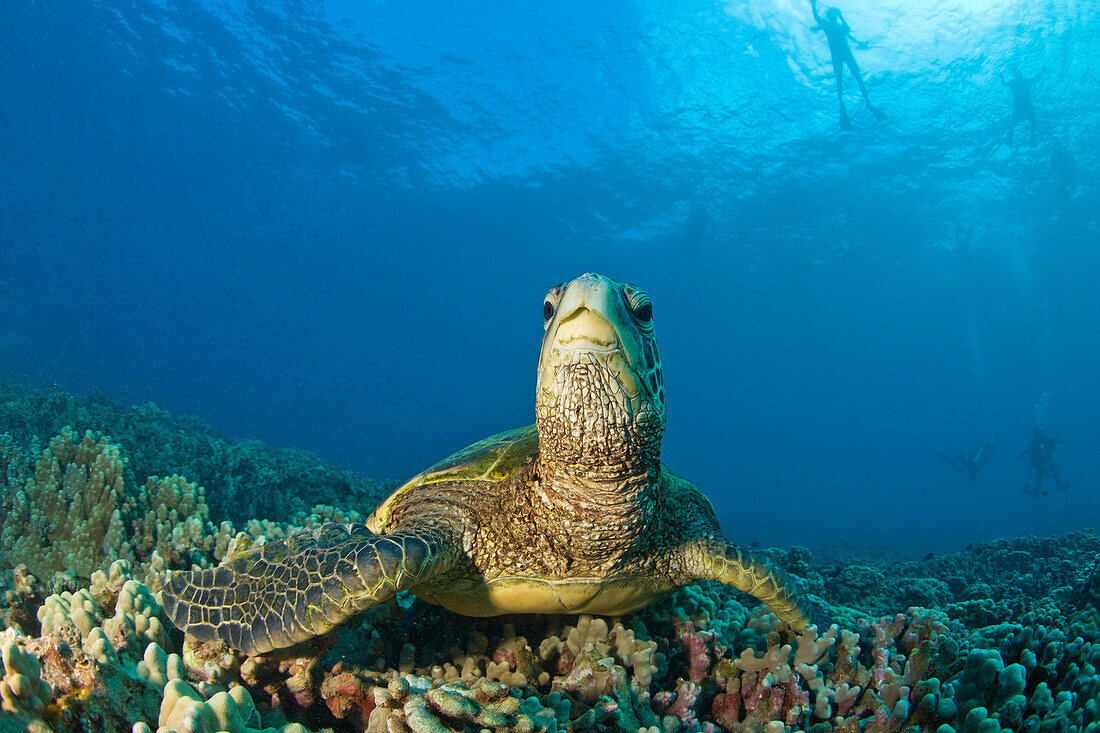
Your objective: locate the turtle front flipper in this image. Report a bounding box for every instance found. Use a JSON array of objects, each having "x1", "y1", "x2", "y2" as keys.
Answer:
[
  {"x1": 162, "y1": 522, "x2": 455, "y2": 655},
  {"x1": 684, "y1": 539, "x2": 812, "y2": 631}
]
